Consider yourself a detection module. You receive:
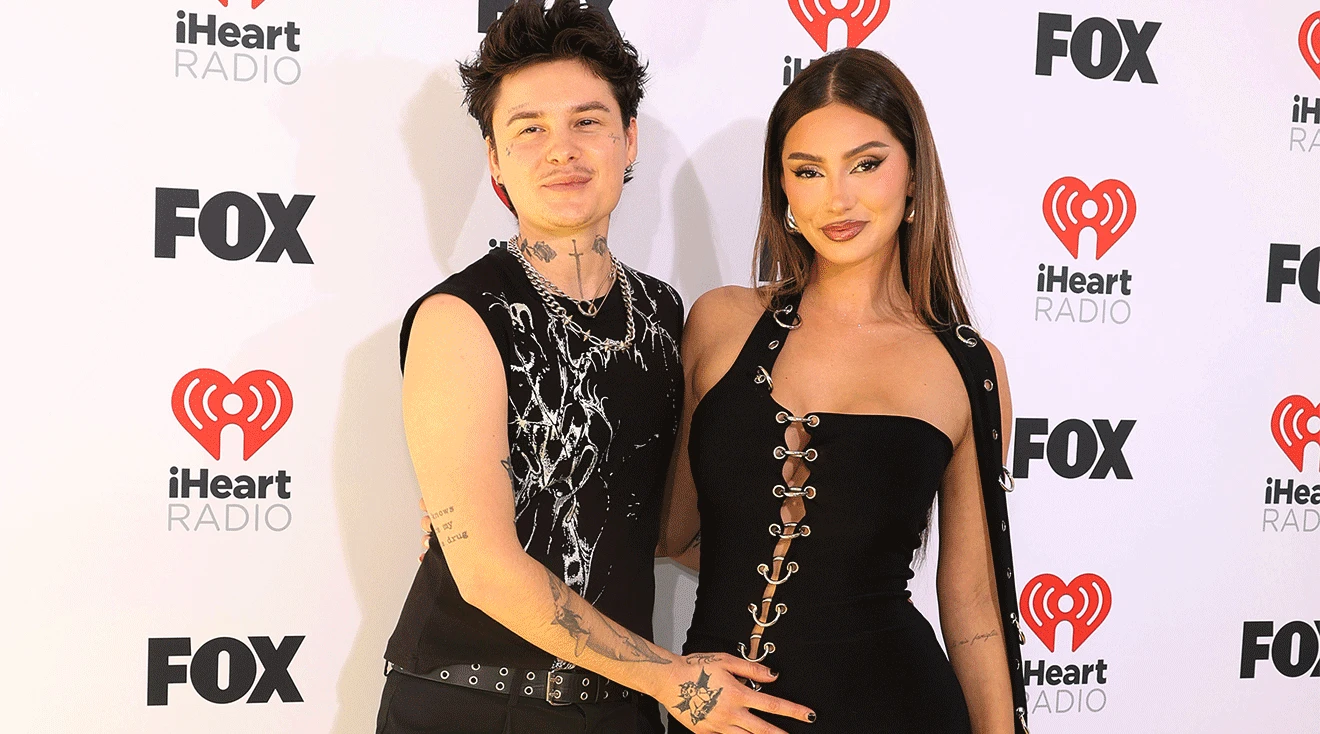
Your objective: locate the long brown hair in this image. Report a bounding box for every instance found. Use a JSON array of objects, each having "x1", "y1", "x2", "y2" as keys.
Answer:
[{"x1": 754, "y1": 48, "x2": 972, "y2": 329}]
